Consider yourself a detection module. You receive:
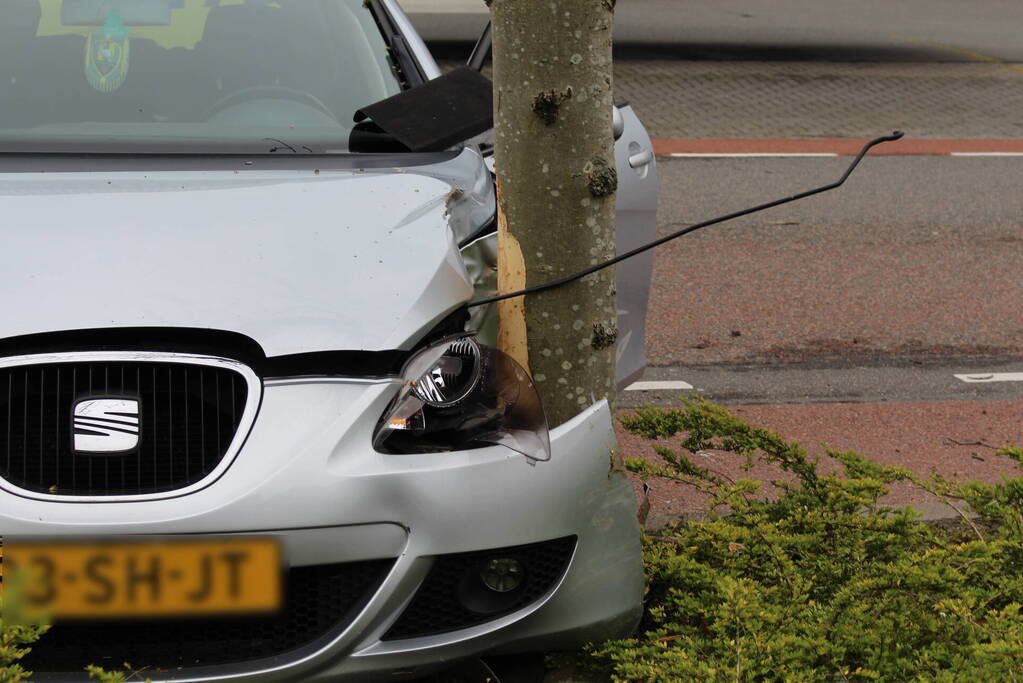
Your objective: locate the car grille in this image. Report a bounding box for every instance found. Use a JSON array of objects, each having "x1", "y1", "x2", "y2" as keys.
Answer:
[
  {"x1": 22, "y1": 559, "x2": 394, "y2": 674},
  {"x1": 383, "y1": 536, "x2": 576, "y2": 640},
  {"x1": 0, "y1": 356, "x2": 253, "y2": 497}
]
